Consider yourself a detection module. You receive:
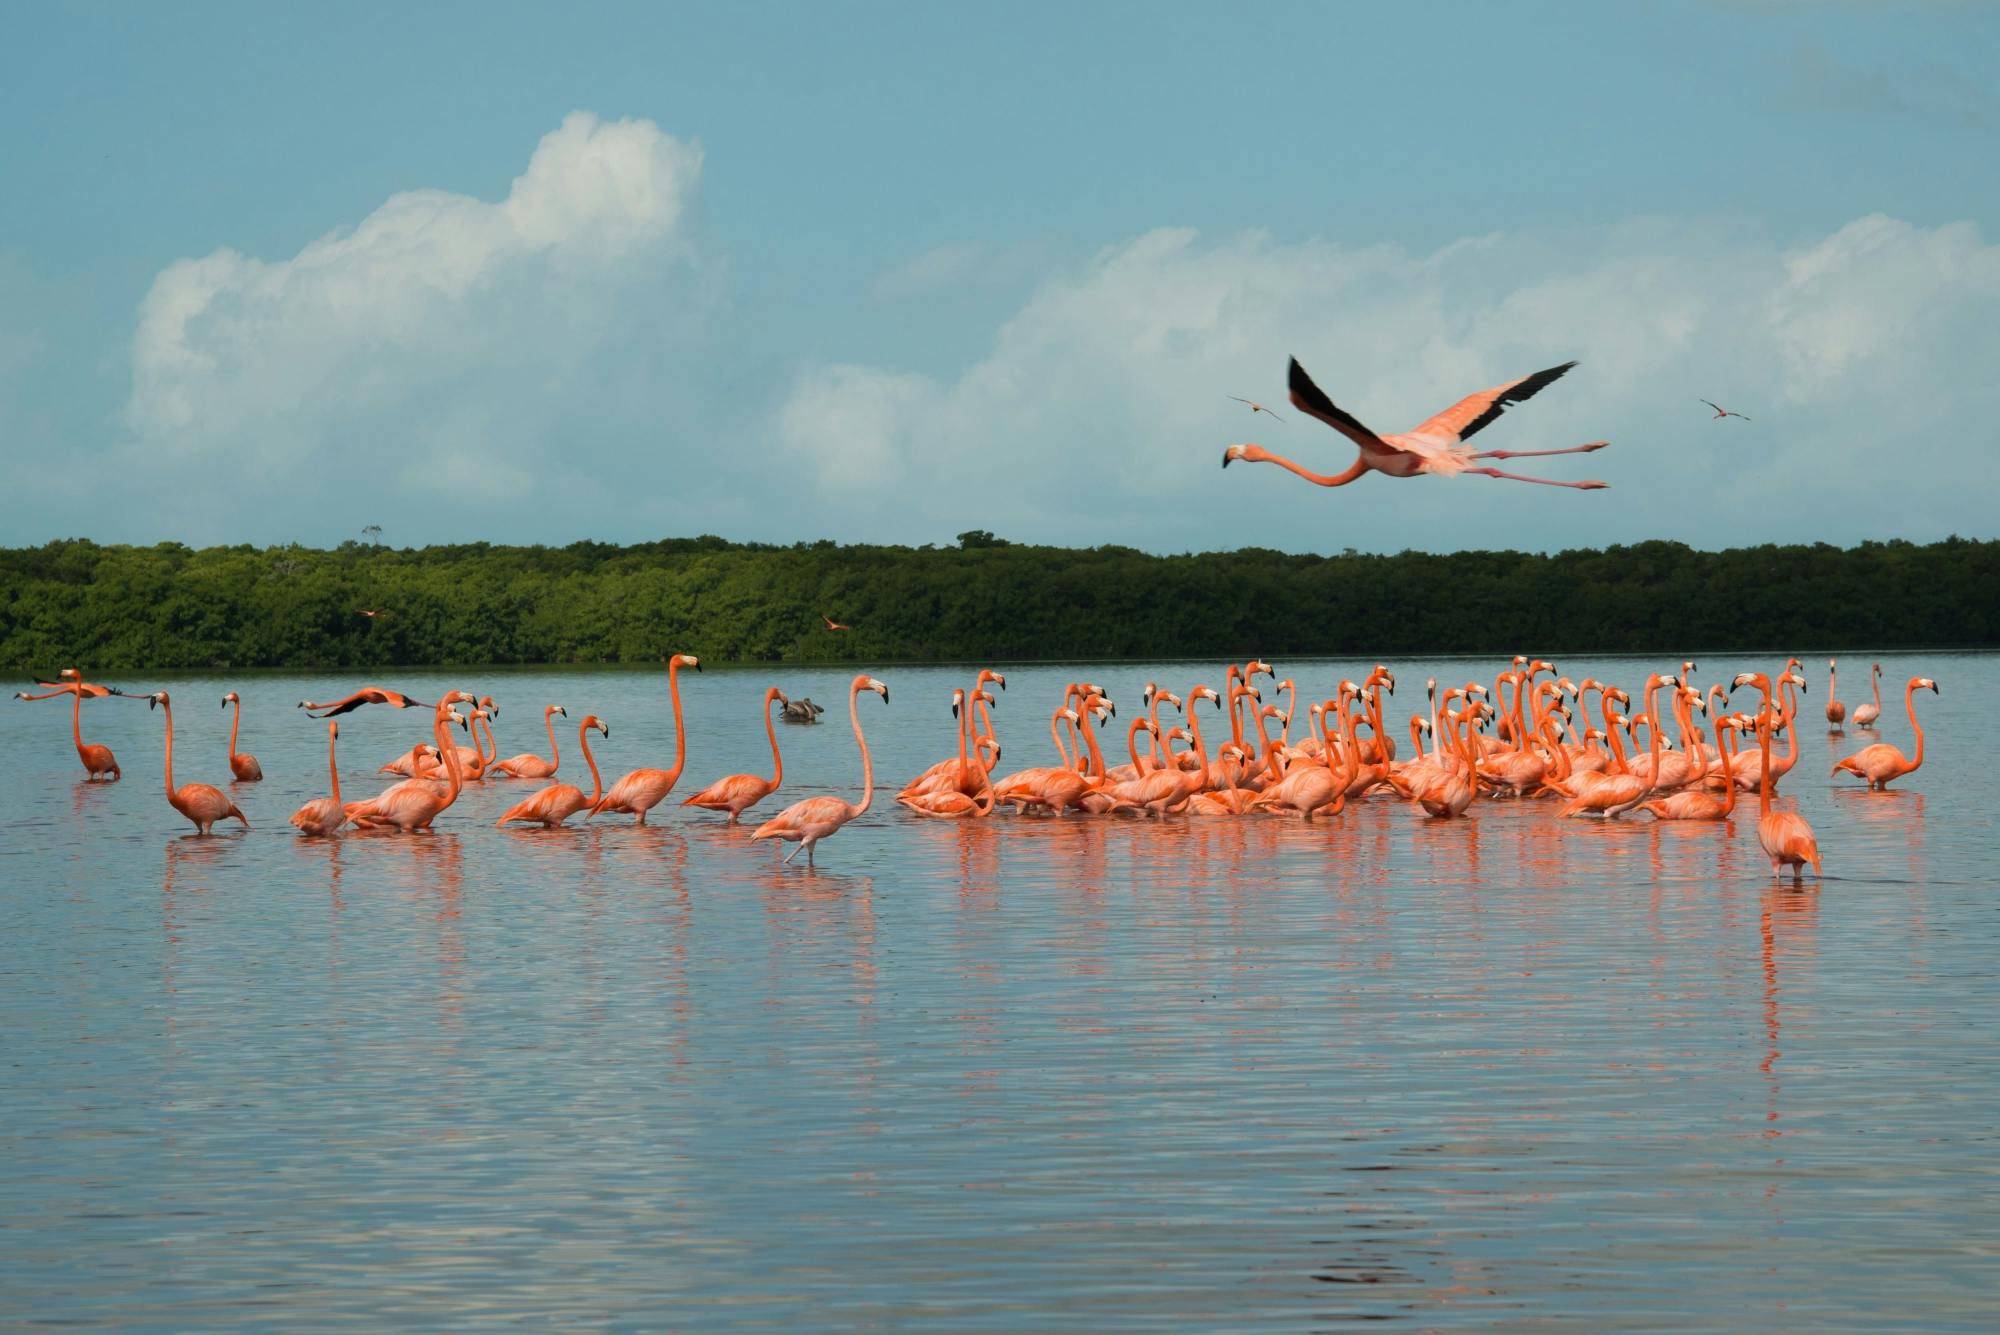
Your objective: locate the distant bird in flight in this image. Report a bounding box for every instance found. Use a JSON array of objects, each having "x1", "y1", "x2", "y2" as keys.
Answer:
[
  {"x1": 1700, "y1": 400, "x2": 1750, "y2": 421},
  {"x1": 1223, "y1": 358, "x2": 1609, "y2": 490},
  {"x1": 1228, "y1": 396, "x2": 1285, "y2": 423},
  {"x1": 822, "y1": 614, "x2": 852, "y2": 631},
  {"x1": 358, "y1": 609, "x2": 387, "y2": 619}
]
